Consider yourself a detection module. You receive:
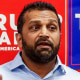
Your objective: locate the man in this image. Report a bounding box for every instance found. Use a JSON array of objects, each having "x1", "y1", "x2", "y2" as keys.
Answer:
[{"x1": 0, "y1": 1, "x2": 80, "y2": 80}]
